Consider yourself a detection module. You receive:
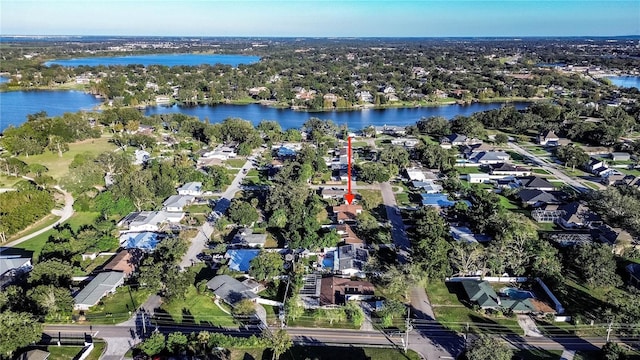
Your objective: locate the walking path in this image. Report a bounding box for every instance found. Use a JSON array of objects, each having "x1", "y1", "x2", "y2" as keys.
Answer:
[
  {"x1": 3, "y1": 185, "x2": 75, "y2": 247},
  {"x1": 560, "y1": 349, "x2": 576, "y2": 360},
  {"x1": 517, "y1": 314, "x2": 544, "y2": 337}
]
